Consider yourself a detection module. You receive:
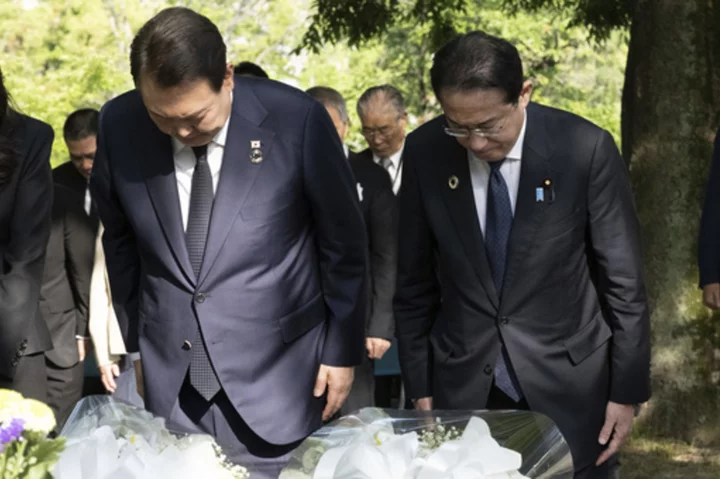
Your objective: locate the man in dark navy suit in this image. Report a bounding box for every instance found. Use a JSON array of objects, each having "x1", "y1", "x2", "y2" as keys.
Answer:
[
  {"x1": 91, "y1": 9, "x2": 368, "y2": 478},
  {"x1": 395, "y1": 31, "x2": 650, "y2": 478},
  {"x1": 306, "y1": 86, "x2": 397, "y2": 414}
]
